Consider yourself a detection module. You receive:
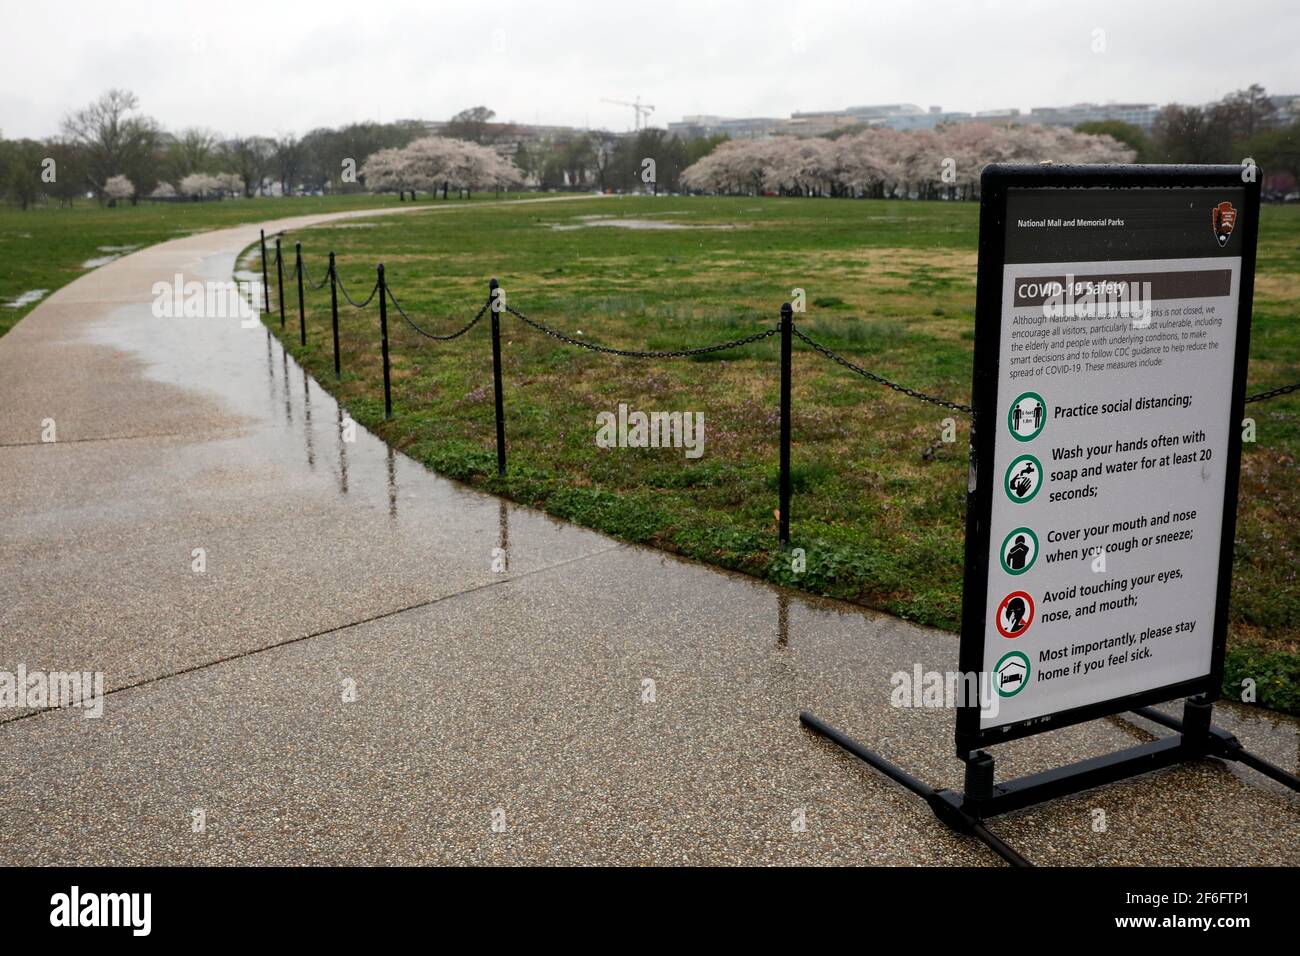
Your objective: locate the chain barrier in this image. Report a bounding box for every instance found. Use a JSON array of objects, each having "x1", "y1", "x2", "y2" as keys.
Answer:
[
  {"x1": 1245, "y1": 382, "x2": 1300, "y2": 404},
  {"x1": 335, "y1": 273, "x2": 380, "y2": 309},
  {"x1": 266, "y1": 247, "x2": 1296, "y2": 410},
  {"x1": 386, "y1": 286, "x2": 489, "y2": 340},
  {"x1": 791, "y1": 325, "x2": 972, "y2": 414},
  {"x1": 505, "y1": 304, "x2": 778, "y2": 358}
]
